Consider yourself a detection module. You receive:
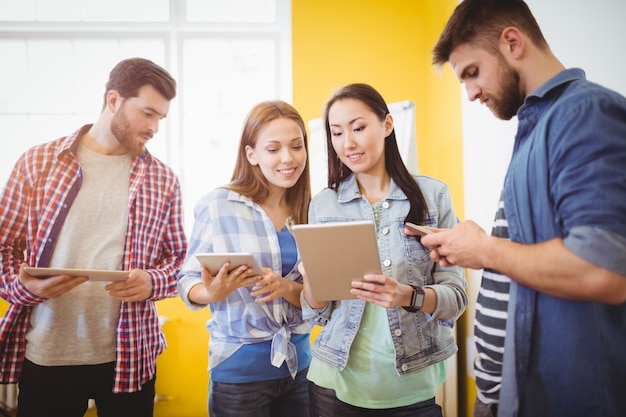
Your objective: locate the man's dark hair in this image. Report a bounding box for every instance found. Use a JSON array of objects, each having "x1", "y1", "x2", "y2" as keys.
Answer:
[
  {"x1": 103, "y1": 57, "x2": 176, "y2": 108},
  {"x1": 432, "y1": 0, "x2": 548, "y2": 68}
]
